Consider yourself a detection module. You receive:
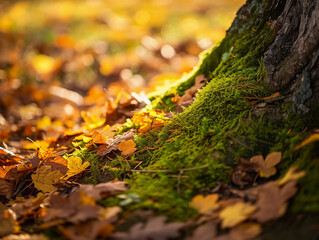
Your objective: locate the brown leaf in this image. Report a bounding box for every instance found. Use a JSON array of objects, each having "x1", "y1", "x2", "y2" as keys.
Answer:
[
  {"x1": 229, "y1": 222, "x2": 262, "y2": 240},
  {"x1": 186, "y1": 221, "x2": 217, "y2": 240},
  {"x1": 2, "y1": 234, "x2": 49, "y2": 240},
  {"x1": 111, "y1": 216, "x2": 186, "y2": 240},
  {"x1": 0, "y1": 203, "x2": 19, "y2": 237},
  {"x1": 79, "y1": 181, "x2": 127, "y2": 200},
  {"x1": 250, "y1": 152, "x2": 281, "y2": 178},
  {"x1": 0, "y1": 179, "x2": 14, "y2": 199},
  {"x1": 252, "y1": 181, "x2": 297, "y2": 223},
  {"x1": 42, "y1": 191, "x2": 99, "y2": 224},
  {"x1": 0, "y1": 147, "x2": 23, "y2": 166},
  {"x1": 59, "y1": 220, "x2": 114, "y2": 240}
]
